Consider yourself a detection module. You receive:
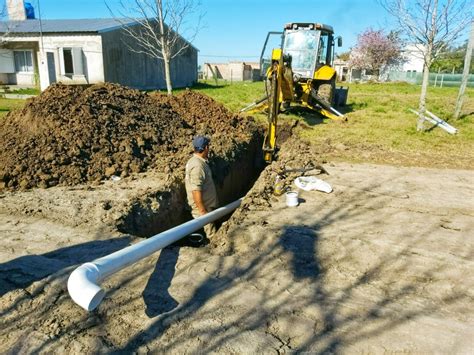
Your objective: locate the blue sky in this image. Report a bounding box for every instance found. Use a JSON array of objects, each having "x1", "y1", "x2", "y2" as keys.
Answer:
[{"x1": 5, "y1": 0, "x2": 402, "y2": 63}]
